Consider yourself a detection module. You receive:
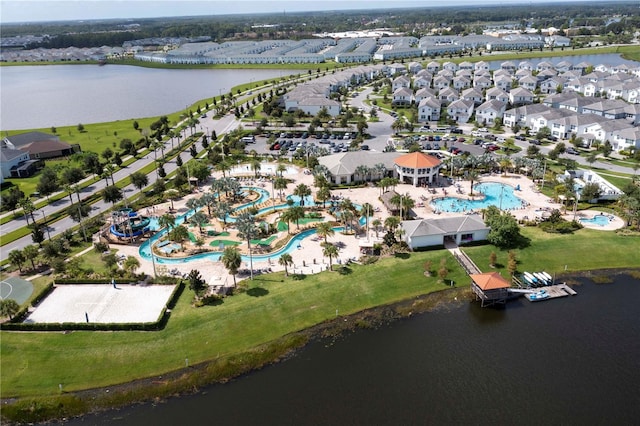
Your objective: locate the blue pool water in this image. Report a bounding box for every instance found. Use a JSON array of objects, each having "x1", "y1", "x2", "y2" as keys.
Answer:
[
  {"x1": 579, "y1": 214, "x2": 611, "y2": 226},
  {"x1": 431, "y1": 182, "x2": 525, "y2": 213},
  {"x1": 138, "y1": 185, "x2": 368, "y2": 265}
]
